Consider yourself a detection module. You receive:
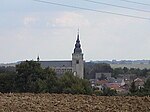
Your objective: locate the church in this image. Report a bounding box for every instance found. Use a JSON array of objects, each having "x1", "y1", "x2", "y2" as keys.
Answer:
[{"x1": 38, "y1": 31, "x2": 84, "y2": 79}]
